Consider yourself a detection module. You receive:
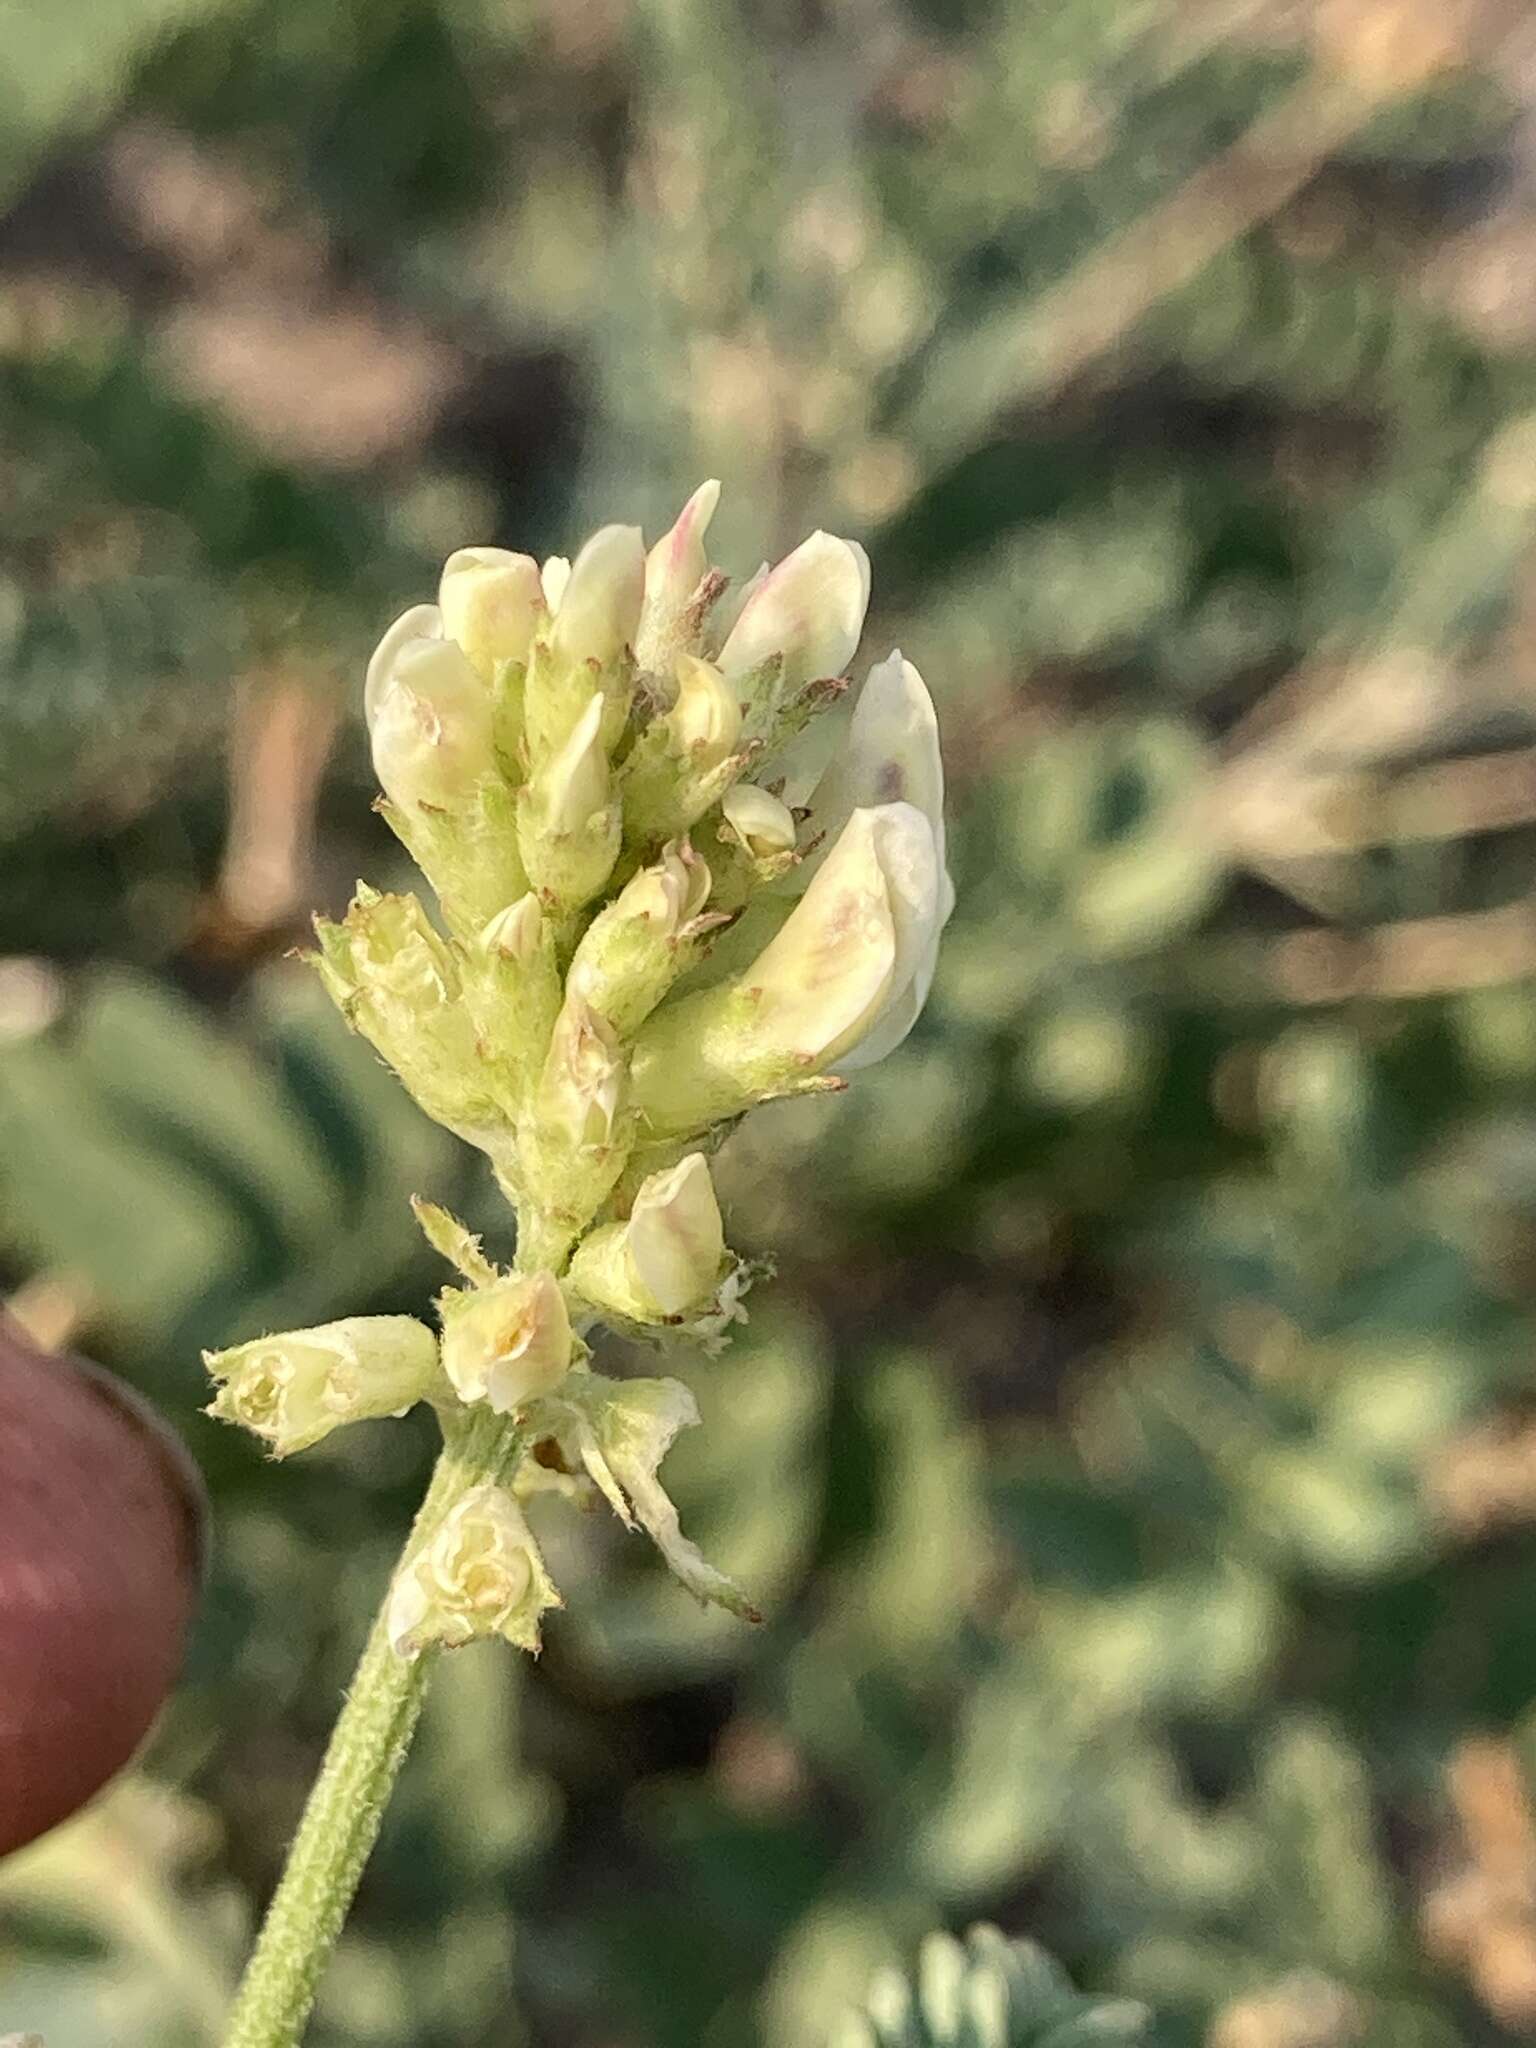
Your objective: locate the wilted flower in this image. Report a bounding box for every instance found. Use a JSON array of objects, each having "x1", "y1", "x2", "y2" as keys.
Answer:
[
  {"x1": 312, "y1": 886, "x2": 508, "y2": 1137},
  {"x1": 439, "y1": 1273, "x2": 573, "y2": 1411},
  {"x1": 204, "y1": 1317, "x2": 439, "y2": 1457},
  {"x1": 386, "y1": 1484, "x2": 560, "y2": 1657},
  {"x1": 536, "y1": 1373, "x2": 759, "y2": 1620}
]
